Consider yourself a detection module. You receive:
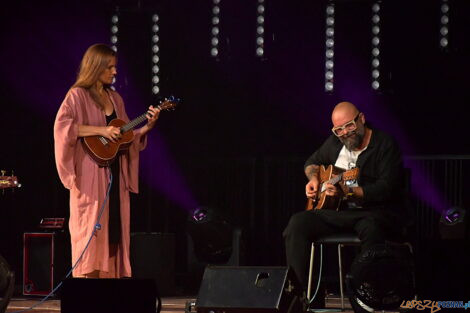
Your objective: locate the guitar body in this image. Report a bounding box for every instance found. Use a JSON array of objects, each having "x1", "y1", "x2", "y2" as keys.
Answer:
[
  {"x1": 305, "y1": 165, "x2": 359, "y2": 210},
  {"x1": 82, "y1": 118, "x2": 134, "y2": 167},
  {"x1": 306, "y1": 193, "x2": 342, "y2": 211}
]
